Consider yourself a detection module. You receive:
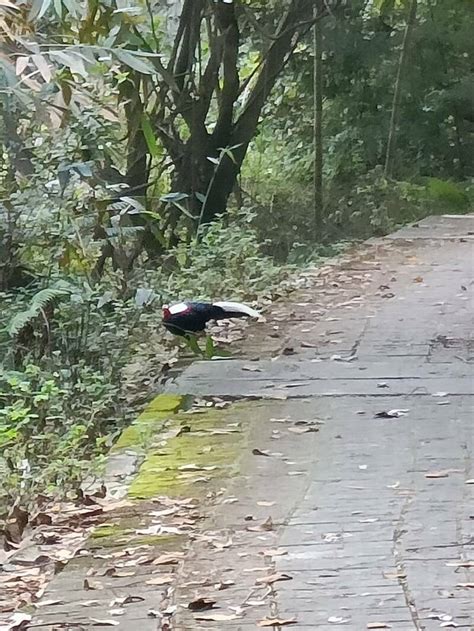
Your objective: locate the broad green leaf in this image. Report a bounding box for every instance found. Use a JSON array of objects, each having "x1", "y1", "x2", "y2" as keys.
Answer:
[
  {"x1": 160, "y1": 192, "x2": 189, "y2": 203},
  {"x1": 114, "y1": 50, "x2": 157, "y2": 75},
  {"x1": 141, "y1": 114, "x2": 161, "y2": 158},
  {"x1": 29, "y1": 0, "x2": 52, "y2": 21},
  {"x1": 49, "y1": 50, "x2": 88, "y2": 78},
  {"x1": 195, "y1": 192, "x2": 206, "y2": 204}
]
